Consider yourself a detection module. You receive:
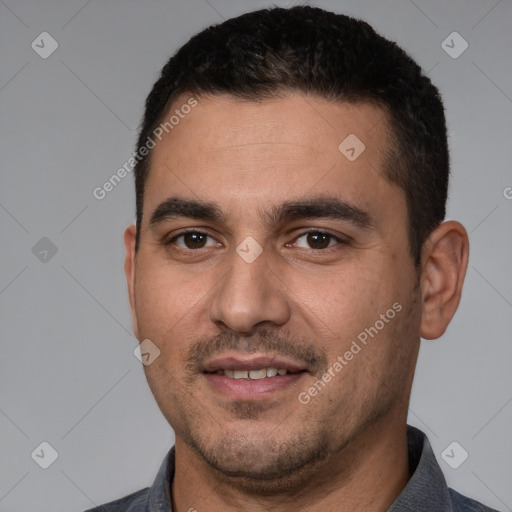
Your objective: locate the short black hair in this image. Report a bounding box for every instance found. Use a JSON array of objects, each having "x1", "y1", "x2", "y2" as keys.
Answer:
[{"x1": 134, "y1": 5, "x2": 448, "y2": 265}]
